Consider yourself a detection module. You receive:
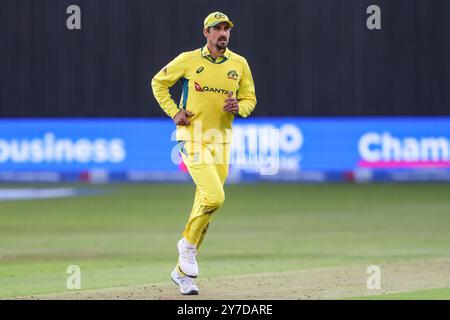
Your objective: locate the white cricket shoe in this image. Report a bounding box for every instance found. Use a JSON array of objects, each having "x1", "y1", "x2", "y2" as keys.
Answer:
[
  {"x1": 177, "y1": 238, "x2": 199, "y2": 278},
  {"x1": 171, "y1": 268, "x2": 199, "y2": 295}
]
